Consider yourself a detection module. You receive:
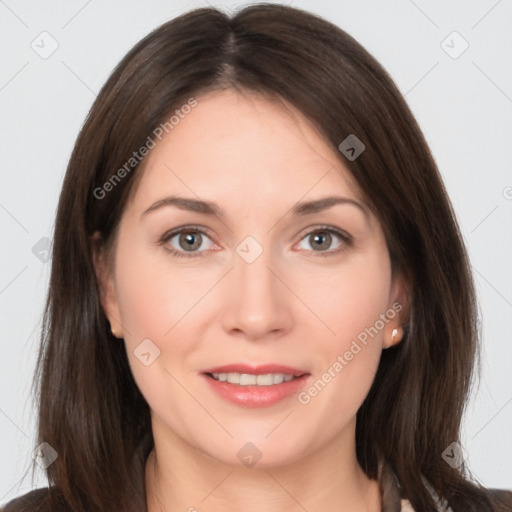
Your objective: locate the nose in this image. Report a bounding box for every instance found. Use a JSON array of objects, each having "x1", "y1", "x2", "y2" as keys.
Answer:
[{"x1": 221, "y1": 241, "x2": 293, "y2": 341}]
